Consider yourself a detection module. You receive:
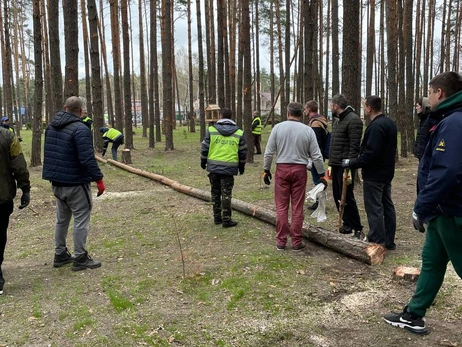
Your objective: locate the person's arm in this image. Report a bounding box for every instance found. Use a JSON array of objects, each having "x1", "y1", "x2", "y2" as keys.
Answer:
[
  {"x1": 308, "y1": 129, "x2": 325, "y2": 175},
  {"x1": 75, "y1": 126, "x2": 104, "y2": 181},
  {"x1": 9, "y1": 134, "x2": 30, "y2": 192},
  {"x1": 415, "y1": 120, "x2": 462, "y2": 221},
  {"x1": 251, "y1": 118, "x2": 258, "y2": 130},
  {"x1": 200, "y1": 129, "x2": 211, "y2": 168},
  {"x1": 347, "y1": 117, "x2": 363, "y2": 159},
  {"x1": 263, "y1": 127, "x2": 277, "y2": 170}
]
